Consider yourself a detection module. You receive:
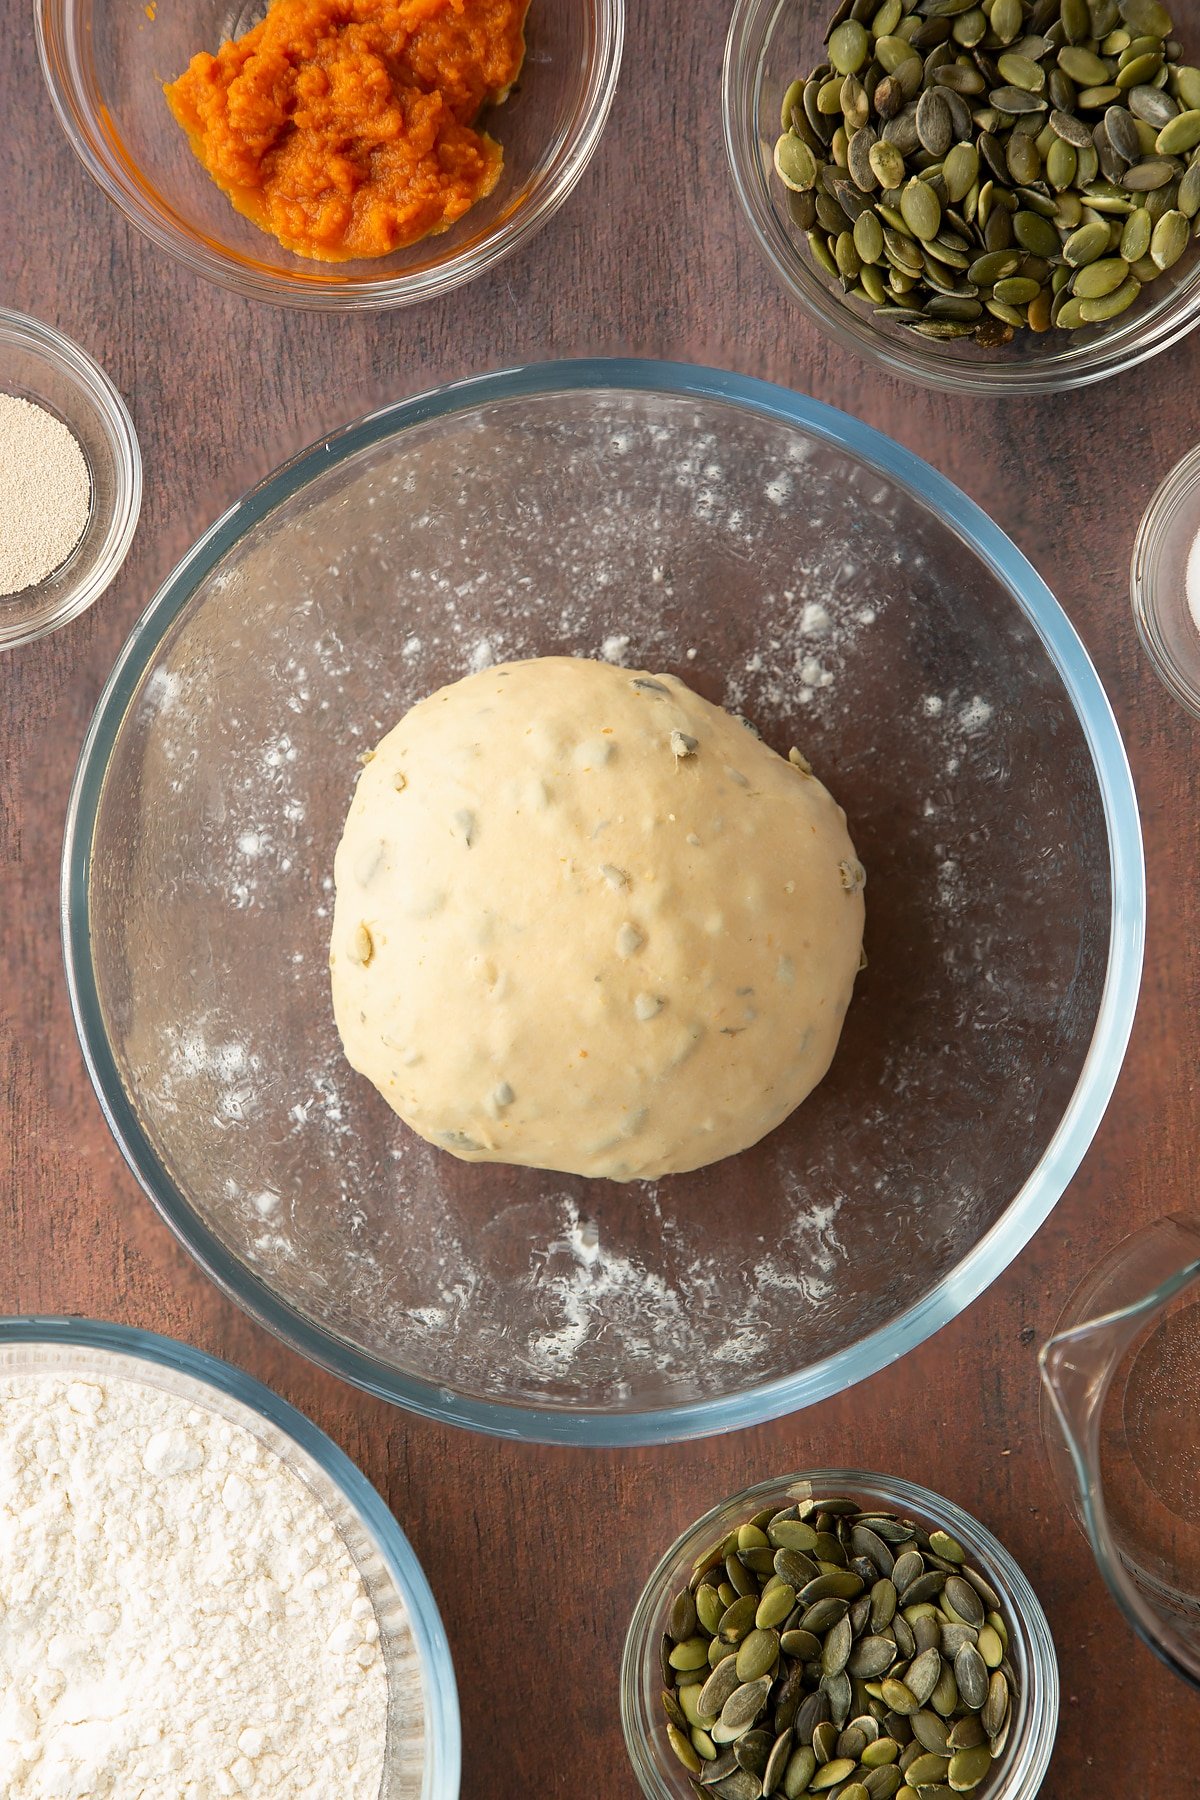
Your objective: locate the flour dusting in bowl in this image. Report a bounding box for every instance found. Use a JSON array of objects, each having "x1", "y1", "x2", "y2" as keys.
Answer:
[{"x1": 66, "y1": 372, "x2": 1137, "y2": 1440}]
